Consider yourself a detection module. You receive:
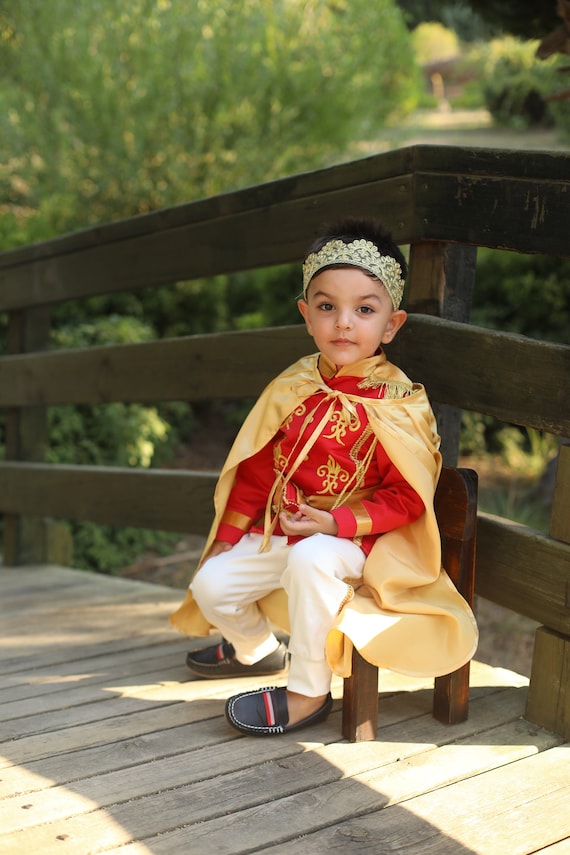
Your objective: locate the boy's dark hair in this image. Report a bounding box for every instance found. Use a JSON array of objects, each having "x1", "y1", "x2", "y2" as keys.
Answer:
[{"x1": 307, "y1": 217, "x2": 408, "y2": 281}]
